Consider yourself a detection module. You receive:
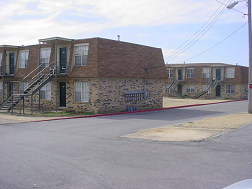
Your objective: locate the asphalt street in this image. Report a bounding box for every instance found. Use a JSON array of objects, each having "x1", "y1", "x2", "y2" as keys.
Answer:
[{"x1": 0, "y1": 100, "x2": 251, "y2": 189}]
